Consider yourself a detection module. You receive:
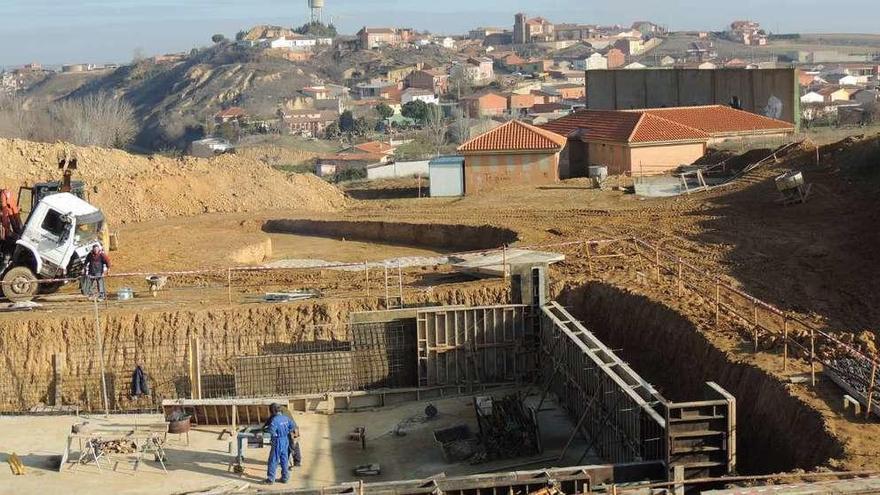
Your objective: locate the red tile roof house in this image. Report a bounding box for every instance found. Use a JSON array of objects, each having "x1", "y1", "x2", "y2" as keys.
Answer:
[
  {"x1": 540, "y1": 105, "x2": 795, "y2": 177},
  {"x1": 460, "y1": 92, "x2": 509, "y2": 117},
  {"x1": 214, "y1": 107, "x2": 248, "y2": 124},
  {"x1": 456, "y1": 120, "x2": 567, "y2": 194}
]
